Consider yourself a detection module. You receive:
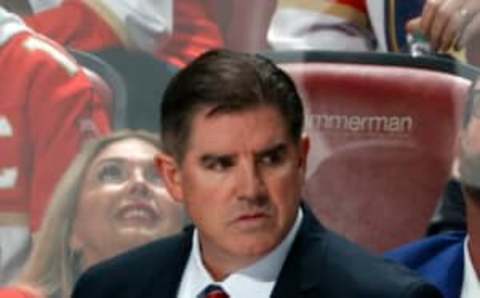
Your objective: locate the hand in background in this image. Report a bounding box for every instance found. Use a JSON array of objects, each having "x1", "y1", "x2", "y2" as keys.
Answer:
[{"x1": 406, "y1": 0, "x2": 480, "y2": 64}]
